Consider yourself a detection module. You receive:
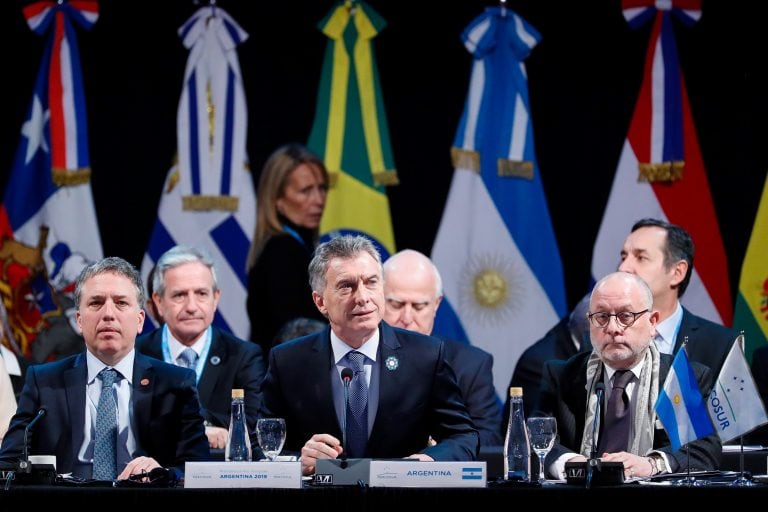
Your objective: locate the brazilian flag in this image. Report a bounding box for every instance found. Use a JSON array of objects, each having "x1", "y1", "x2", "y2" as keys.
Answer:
[{"x1": 308, "y1": 0, "x2": 397, "y2": 258}]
